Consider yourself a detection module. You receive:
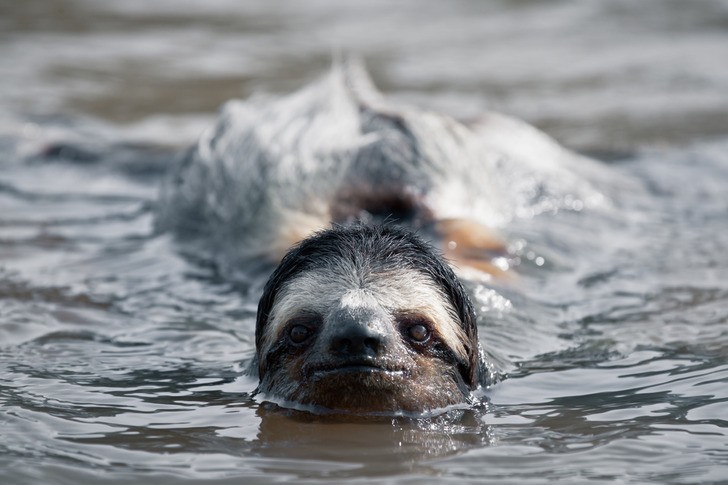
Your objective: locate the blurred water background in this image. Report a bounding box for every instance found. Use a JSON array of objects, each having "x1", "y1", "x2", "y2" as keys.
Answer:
[{"x1": 1, "y1": 0, "x2": 727, "y2": 483}]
